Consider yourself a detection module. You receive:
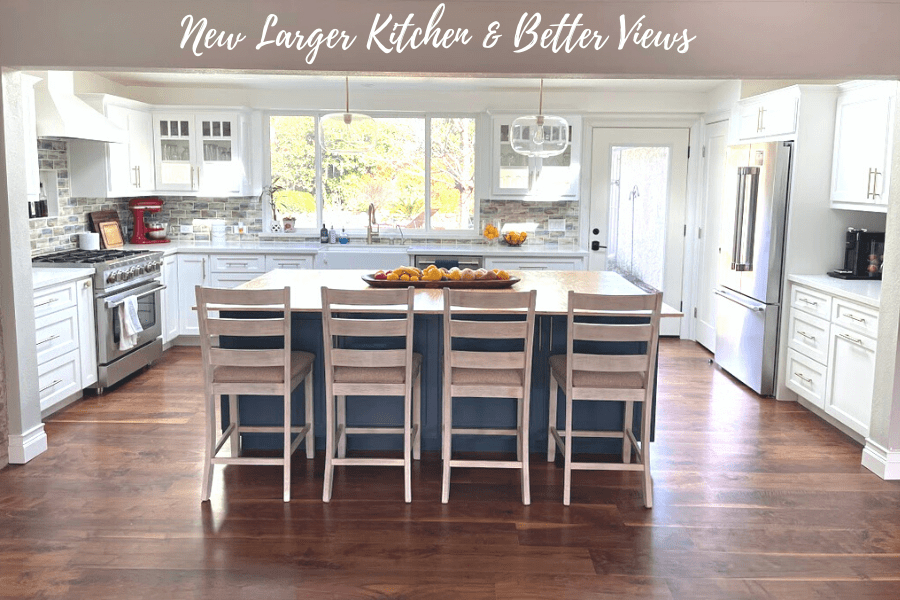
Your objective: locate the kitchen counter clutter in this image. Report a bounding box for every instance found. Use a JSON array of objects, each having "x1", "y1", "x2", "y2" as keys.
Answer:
[{"x1": 786, "y1": 273, "x2": 881, "y2": 440}]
